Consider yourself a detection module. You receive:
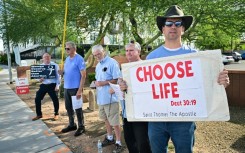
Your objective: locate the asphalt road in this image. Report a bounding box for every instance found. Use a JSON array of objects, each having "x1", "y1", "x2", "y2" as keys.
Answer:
[{"x1": 224, "y1": 60, "x2": 245, "y2": 71}]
